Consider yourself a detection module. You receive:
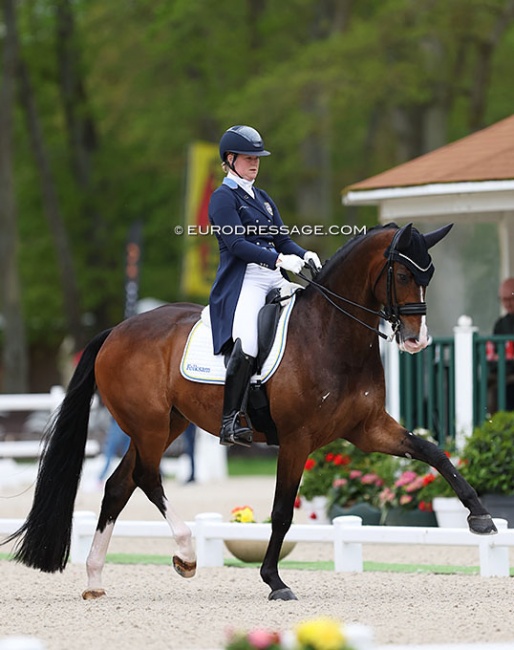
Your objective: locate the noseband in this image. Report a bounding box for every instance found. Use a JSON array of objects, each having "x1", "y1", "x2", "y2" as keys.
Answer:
[
  {"x1": 376, "y1": 228, "x2": 427, "y2": 326},
  {"x1": 299, "y1": 229, "x2": 427, "y2": 341}
]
